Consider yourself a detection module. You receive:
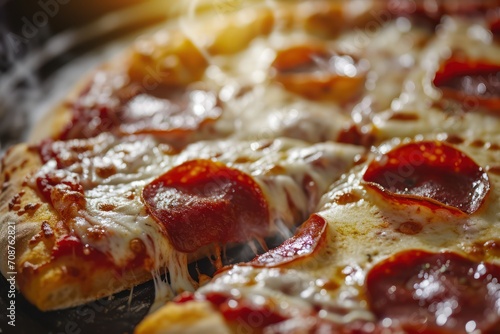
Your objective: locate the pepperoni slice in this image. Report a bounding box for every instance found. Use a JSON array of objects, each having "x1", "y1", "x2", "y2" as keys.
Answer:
[
  {"x1": 366, "y1": 250, "x2": 500, "y2": 333},
  {"x1": 432, "y1": 56, "x2": 500, "y2": 114},
  {"x1": 142, "y1": 159, "x2": 270, "y2": 253},
  {"x1": 248, "y1": 214, "x2": 327, "y2": 267},
  {"x1": 61, "y1": 85, "x2": 222, "y2": 146},
  {"x1": 271, "y1": 45, "x2": 367, "y2": 103},
  {"x1": 362, "y1": 141, "x2": 490, "y2": 215}
]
